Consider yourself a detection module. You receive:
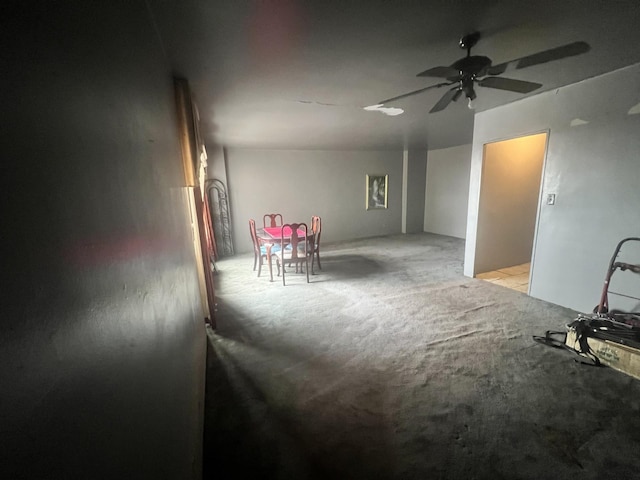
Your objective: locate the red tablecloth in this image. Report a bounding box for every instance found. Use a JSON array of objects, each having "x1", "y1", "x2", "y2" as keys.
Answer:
[{"x1": 263, "y1": 226, "x2": 306, "y2": 239}]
